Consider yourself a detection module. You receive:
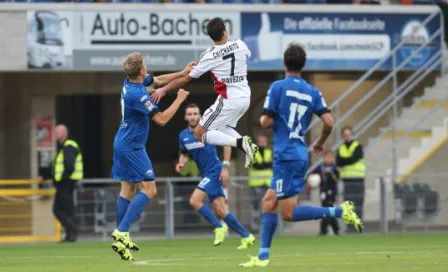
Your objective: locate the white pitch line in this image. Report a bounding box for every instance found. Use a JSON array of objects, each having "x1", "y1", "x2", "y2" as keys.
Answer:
[{"x1": 133, "y1": 250, "x2": 447, "y2": 266}]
